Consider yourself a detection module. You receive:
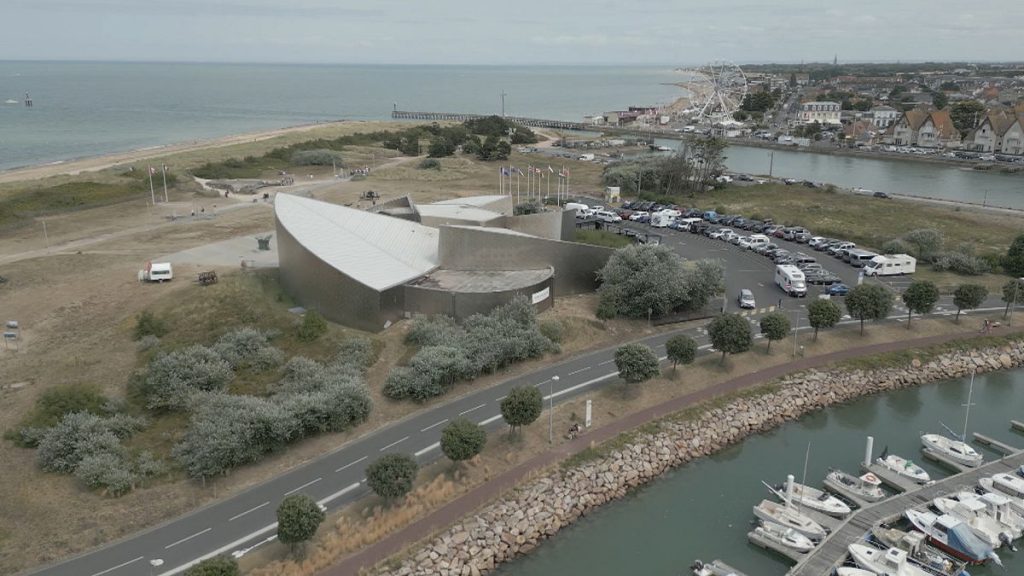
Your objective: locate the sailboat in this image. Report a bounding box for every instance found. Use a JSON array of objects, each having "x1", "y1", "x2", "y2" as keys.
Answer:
[
  {"x1": 752, "y1": 499, "x2": 827, "y2": 541},
  {"x1": 764, "y1": 480, "x2": 851, "y2": 517},
  {"x1": 920, "y1": 372, "x2": 983, "y2": 468}
]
